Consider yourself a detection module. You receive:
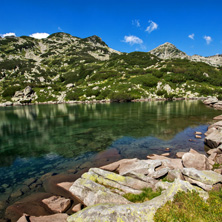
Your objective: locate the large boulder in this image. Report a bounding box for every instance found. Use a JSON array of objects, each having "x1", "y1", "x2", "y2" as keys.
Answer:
[
  {"x1": 213, "y1": 101, "x2": 222, "y2": 110},
  {"x1": 5, "y1": 193, "x2": 53, "y2": 222},
  {"x1": 67, "y1": 179, "x2": 208, "y2": 222},
  {"x1": 23, "y1": 86, "x2": 33, "y2": 96},
  {"x1": 203, "y1": 97, "x2": 218, "y2": 105},
  {"x1": 182, "y1": 152, "x2": 210, "y2": 170},
  {"x1": 182, "y1": 168, "x2": 222, "y2": 185},
  {"x1": 205, "y1": 129, "x2": 222, "y2": 148},
  {"x1": 69, "y1": 177, "x2": 131, "y2": 206}
]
